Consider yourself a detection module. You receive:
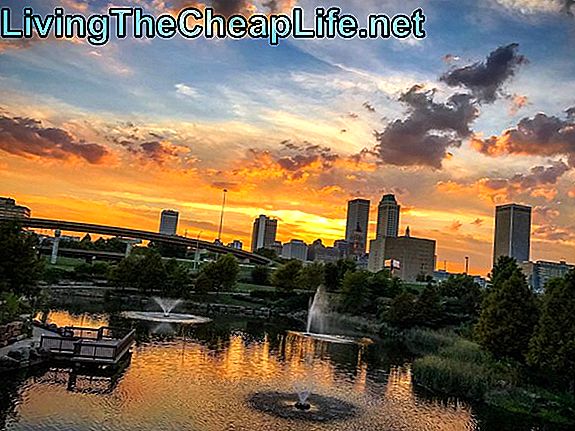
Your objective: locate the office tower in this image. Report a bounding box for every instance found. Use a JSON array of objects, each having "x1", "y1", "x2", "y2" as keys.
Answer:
[
  {"x1": 368, "y1": 233, "x2": 436, "y2": 282},
  {"x1": 281, "y1": 239, "x2": 309, "y2": 261},
  {"x1": 159, "y1": 209, "x2": 179, "y2": 236},
  {"x1": 376, "y1": 194, "x2": 400, "y2": 238},
  {"x1": 520, "y1": 260, "x2": 574, "y2": 293},
  {"x1": 0, "y1": 197, "x2": 31, "y2": 218},
  {"x1": 345, "y1": 199, "x2": 370, "y2": 255},
  {"x1": 493, "y1": 204, "x2": 532, "y2": 264},
  {"x1": 251, "y1": 215, "x2": 278, "y2": 252}
]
